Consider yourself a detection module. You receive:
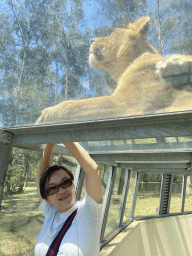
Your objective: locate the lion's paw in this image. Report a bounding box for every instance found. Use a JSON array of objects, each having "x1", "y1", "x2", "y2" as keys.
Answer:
[{"x1": 156, "y1": 55, "x2": 192, "y2": 91}]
